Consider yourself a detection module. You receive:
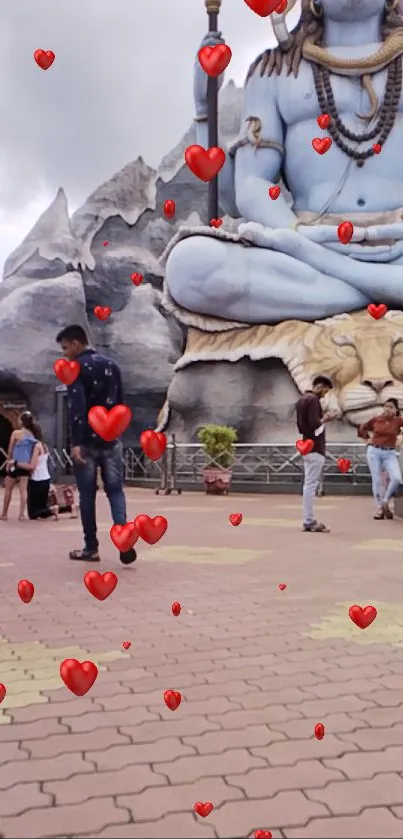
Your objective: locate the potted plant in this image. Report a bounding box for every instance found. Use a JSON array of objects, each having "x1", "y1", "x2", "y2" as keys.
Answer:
[{"x1": 197, "y1": 424, "x2": 238, "y2": 495}]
